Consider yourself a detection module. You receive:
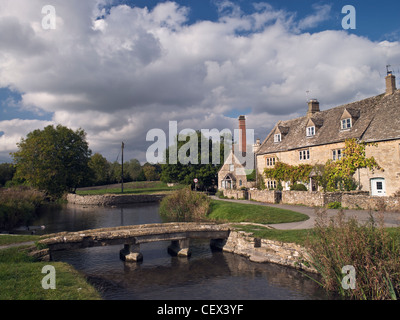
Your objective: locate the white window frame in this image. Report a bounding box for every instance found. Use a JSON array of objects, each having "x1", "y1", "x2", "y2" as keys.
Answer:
[
  {"x1": 266, "y1": 157, "x2": 276, "y2": 166},
  {"x1": 299, "y1": 149, "x2": 310, "y2": 160},
  {"x1": 274, "y1": 133, "x2": 281, "y2": 143},
  {"x1": 341, "y1": 118, "x2": 352, "y2": 130},
  {"x1": 332, "y1": 149, "x2": 343, "y2": 161},
  {"x1": 306, "y1": 126, "x2": 315, "y2": 137},
  {"x1": 229, "y1": 164, "x2": 234, "y2": 172}
]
